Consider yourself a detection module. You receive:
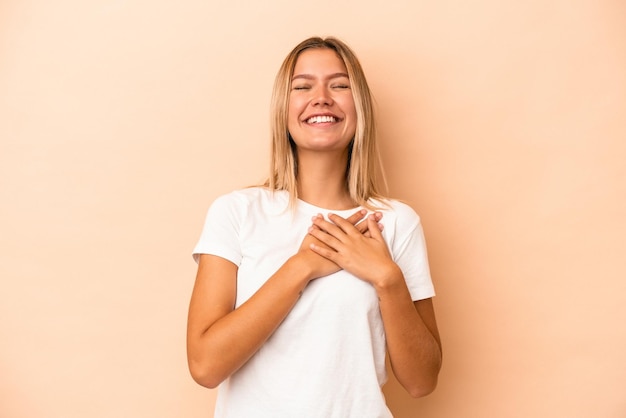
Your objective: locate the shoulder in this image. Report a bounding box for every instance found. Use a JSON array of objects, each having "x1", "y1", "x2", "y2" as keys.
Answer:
[
  {"x1": 212, "y1": 187, "x2": 275, "y2": 206},
  {"x1": 209, "y1": 187, "x2": 288, "y2": 215},
  {"x1": 371, "y1": 198, "x2": 422, "y2": 229}
]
